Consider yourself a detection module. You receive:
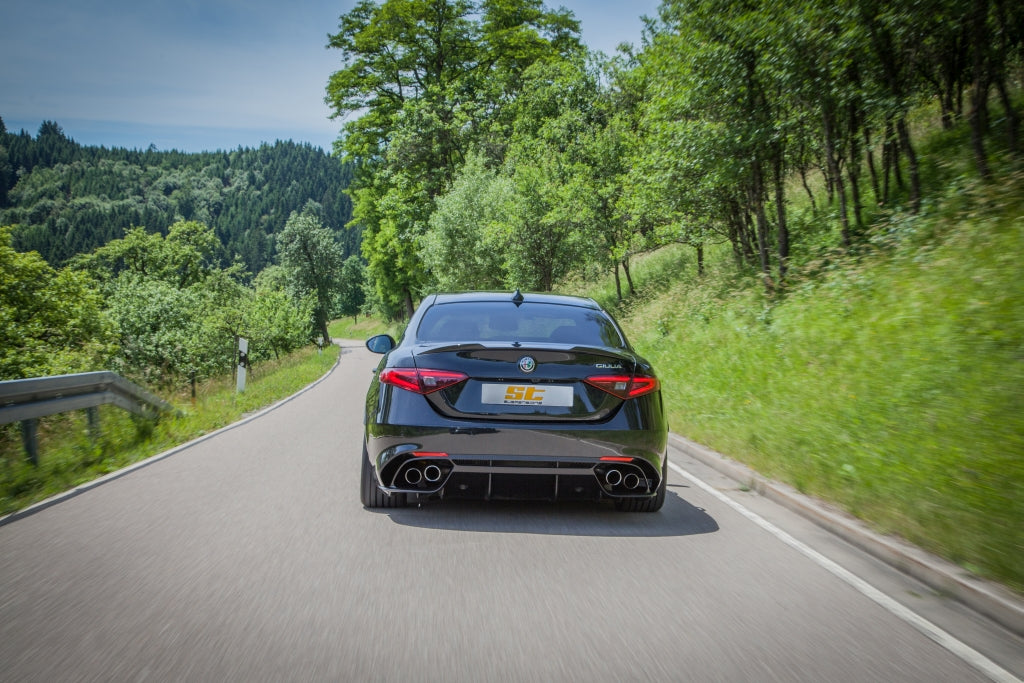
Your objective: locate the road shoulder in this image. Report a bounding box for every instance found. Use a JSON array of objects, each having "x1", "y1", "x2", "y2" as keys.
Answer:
[{"x1": 668, "y1": 432, "x2": 1024, "y2": 639}]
